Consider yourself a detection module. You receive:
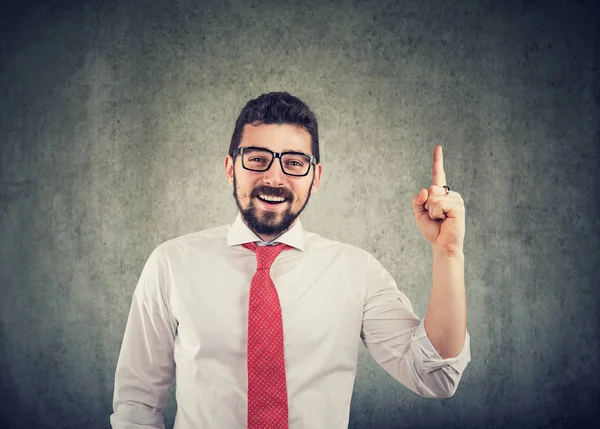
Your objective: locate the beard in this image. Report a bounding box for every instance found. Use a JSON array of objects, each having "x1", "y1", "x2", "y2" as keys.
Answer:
[{"x1": 233, "y1": 171, "x2": 313, "y2": 238}]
